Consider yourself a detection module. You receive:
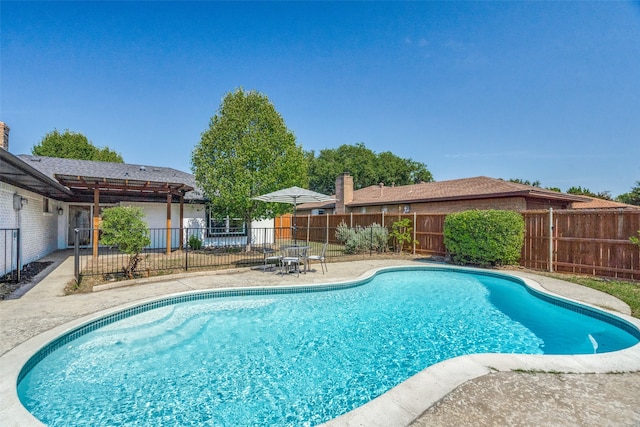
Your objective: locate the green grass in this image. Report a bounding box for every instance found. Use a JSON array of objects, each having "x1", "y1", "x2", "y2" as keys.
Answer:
[{"x1": 550, "y1": 275, "x2": 640, "y2": 319}]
